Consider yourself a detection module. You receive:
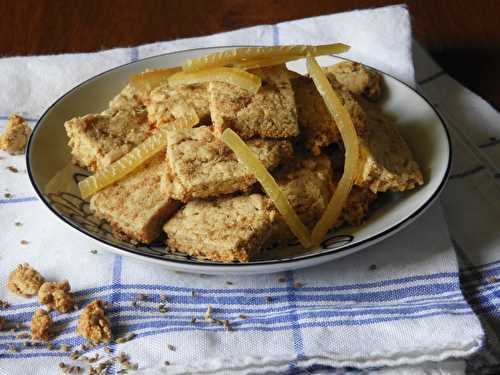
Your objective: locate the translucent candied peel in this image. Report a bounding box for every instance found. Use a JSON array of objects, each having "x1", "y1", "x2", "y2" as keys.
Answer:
[
  {"x1": 129, "y1": 67, "x2": 181, "y2": 91},
  {"x1": 307, "y1": 55, "x2": 360, "y2": 246},
  {"x1": 79, "y1": 116, "x2": 198, "y2": 199},
  {"x1": 168, "y1": 67, "x2": 262, "y2": 94},
  {"x1": 221, "y1": 129, "x2": 311, "y2": 248},
  {"x1": 182, "y1": 43, "x2": 350, "y2": 72}
]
